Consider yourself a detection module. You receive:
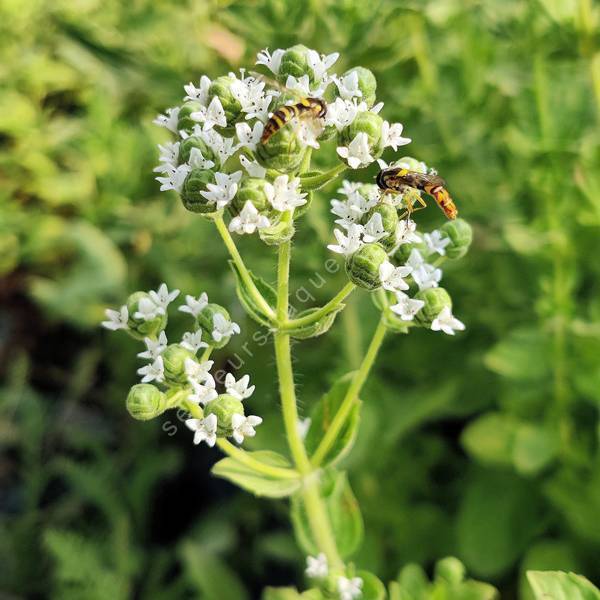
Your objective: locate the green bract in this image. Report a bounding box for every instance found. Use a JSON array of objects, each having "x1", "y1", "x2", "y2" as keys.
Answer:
[
  {"x1": 208, "y1": 75, "x2": 243, "y2": 127},
  {"x1": 204, "y1": 394, "x2": 245, "y2": 436},
  {"x1": 177, "y1": 101, "x2": 203, "y2": 132},
  {"x1": 277, "y1": 44, "x2": 313, "y2": 84},
  {"x1": 259, "y1": 219, "x2": 295, "y2": 246},
  {"x1": 196, "y1": 303, "x2": 232, "y2": 349},
  {"x1": 161, "y1": 344, "x2": 196, "y2": 385},
  {"x1": 338, "y1": 111, "x2": 384, "y2": 158},
  {"x1": 414, "y1": 287, "x2": 452, "y2": 325},
  {"x1": 178, "y1": 135, "x2": 218, "y2": 167},
  {"x1": 256, "y1": 126, "x2": 305, "y2": 173},
  {"x1": 440, "y1": 218, "x2": 473, "y2": 259},
  {"x1": 126, "y1": 291, "x2": 167, "y2": 340},
  {"x1": 126, "y1": 384, "x2": 167, "y2": 421},
  {"x1": 345, "y1": 243, "x2": 388, "y2": 290},
  {"x1": 231, "y1": 177, "x2": 273, "y2": 214},
  {"x1": 180, "y1": 169, "x2": 216, "y2": 214}
]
